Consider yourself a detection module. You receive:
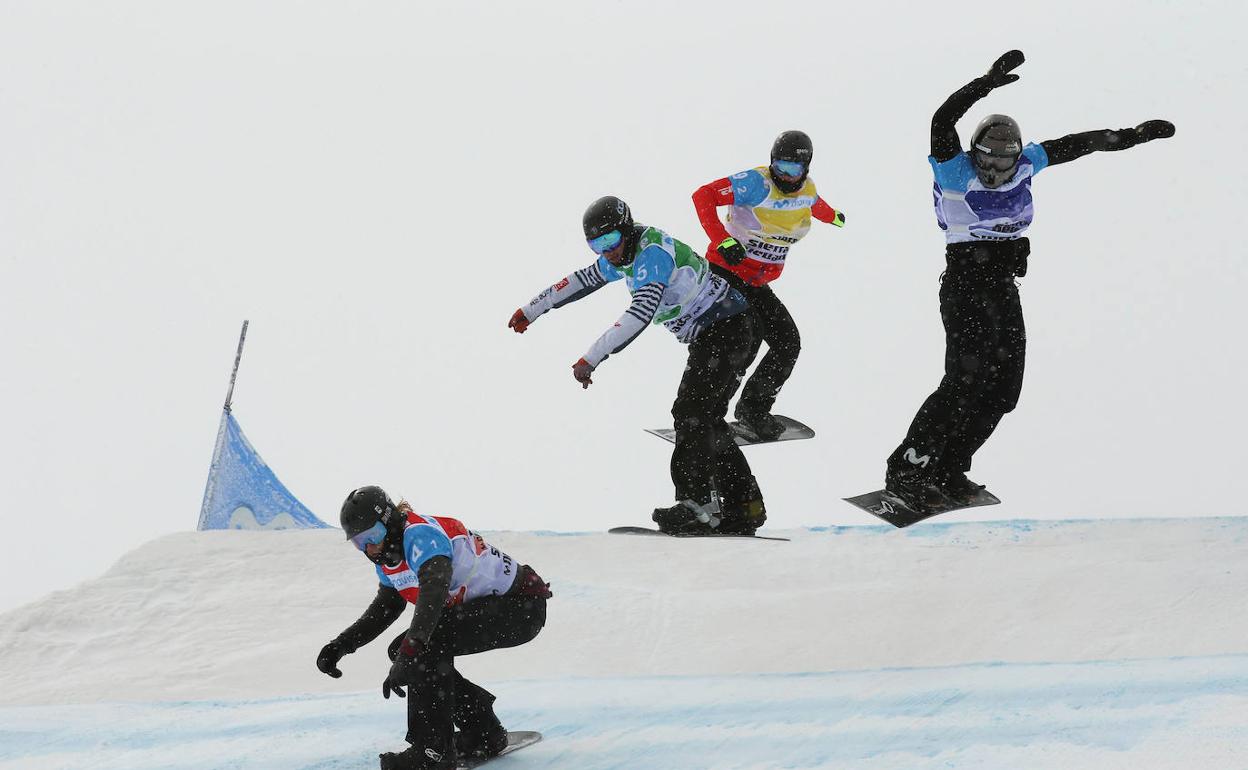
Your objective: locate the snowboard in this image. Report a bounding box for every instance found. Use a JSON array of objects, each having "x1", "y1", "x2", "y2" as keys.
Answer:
[
  {"x1": 458, "y1": 731, "x2": 542, "y2": 769},
  {"x1": 843, "y1": 488, "x2": 1001, "y2": 528},
  {"x1": 609, "y1": 525, "x2": 790, "y2": 542},
  {"x1": 644, "y1": 414, "x2": 815, "y2": 447}
]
